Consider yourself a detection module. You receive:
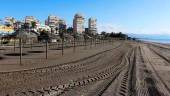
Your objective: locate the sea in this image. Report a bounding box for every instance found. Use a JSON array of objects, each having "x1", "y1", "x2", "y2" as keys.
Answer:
[{"x1": 128, "y1": 34, "x2": 170, "y2": 44}]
